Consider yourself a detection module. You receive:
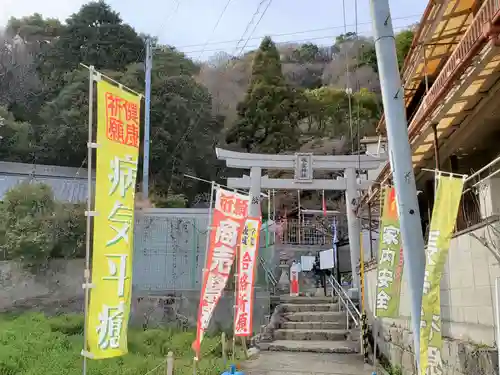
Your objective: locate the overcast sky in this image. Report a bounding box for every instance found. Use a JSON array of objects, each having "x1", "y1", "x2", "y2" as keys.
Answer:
[{"x1": 0, "y1": 0, "x2": 428, "y2": 59}]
